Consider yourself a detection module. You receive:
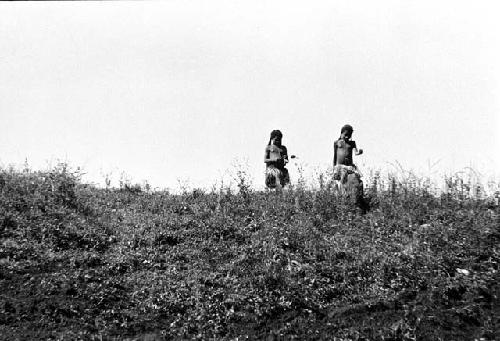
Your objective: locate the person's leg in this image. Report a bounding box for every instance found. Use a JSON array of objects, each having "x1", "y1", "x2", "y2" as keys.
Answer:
[
  {"x1": 282, "y1": 168, "x2": 290, "y2": 186},
  {"x1": 333, "y1": 165, "x2": 341, "y2": 180},
  {"x1": 340, "y1": 166, "x2": 348, "y2": 184}
]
